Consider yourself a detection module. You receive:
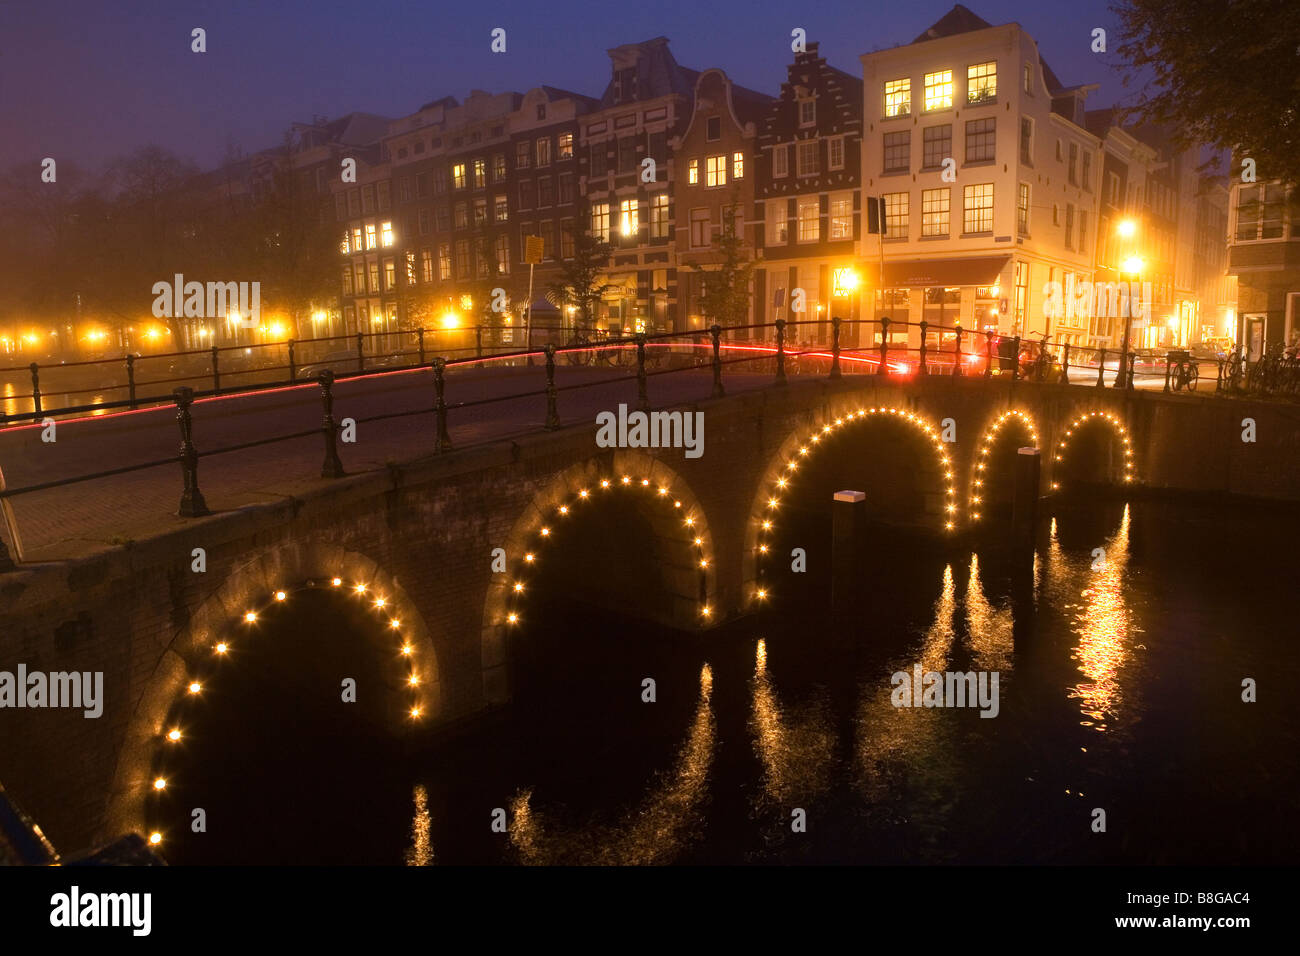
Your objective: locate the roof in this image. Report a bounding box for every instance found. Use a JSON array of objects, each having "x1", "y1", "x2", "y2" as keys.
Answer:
[{"x1": 911, "y1": 4, "x2": 994, "y2": 43}]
